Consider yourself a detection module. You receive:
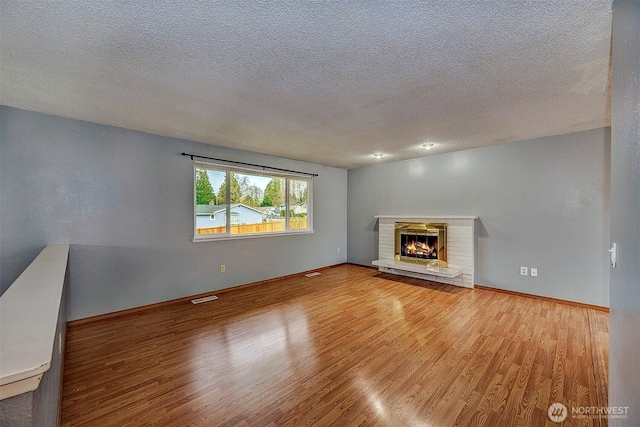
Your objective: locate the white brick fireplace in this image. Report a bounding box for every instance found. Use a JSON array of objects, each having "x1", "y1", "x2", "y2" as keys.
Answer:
[{"x1": 372, "y1": 215, "x2": 477, "y2": 288}]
